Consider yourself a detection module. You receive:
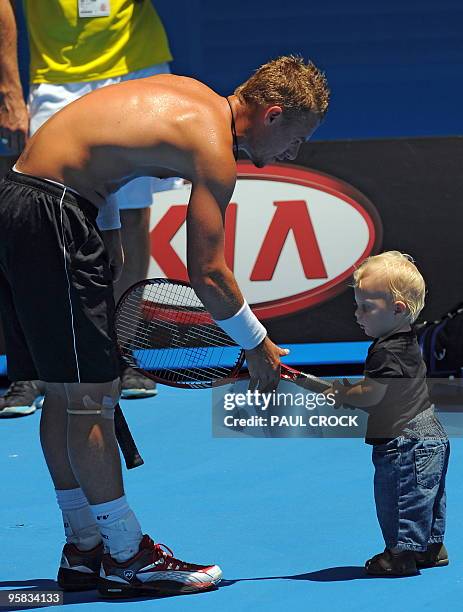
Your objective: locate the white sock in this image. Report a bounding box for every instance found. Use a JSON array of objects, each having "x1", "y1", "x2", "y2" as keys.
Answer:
[
  {"x1": 55, "y1": 488, "x2": 102, "y2": 551},
  {"x1": 89, "y1": 495, "x2": 143, "y2": 562}
]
